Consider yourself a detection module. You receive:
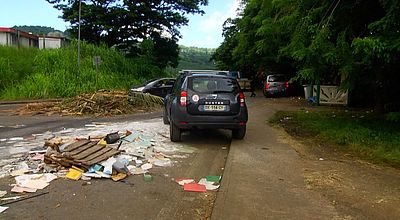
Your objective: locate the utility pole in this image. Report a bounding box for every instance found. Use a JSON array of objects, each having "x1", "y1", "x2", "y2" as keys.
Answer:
[{"x1": 77, "y1": 0, "x2": 82, "y2": 71}]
